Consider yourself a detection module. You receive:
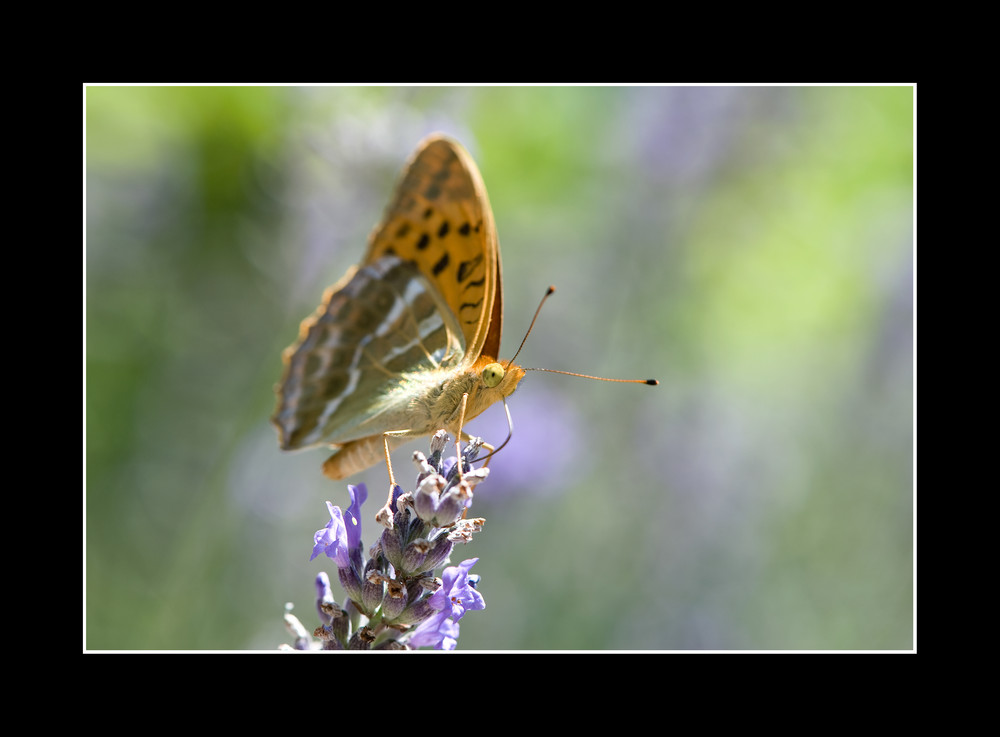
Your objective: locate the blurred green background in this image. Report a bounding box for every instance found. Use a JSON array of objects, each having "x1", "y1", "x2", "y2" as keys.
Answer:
[{"x1": 85, "y1": 85, "x2": 913, "y2": 651}]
